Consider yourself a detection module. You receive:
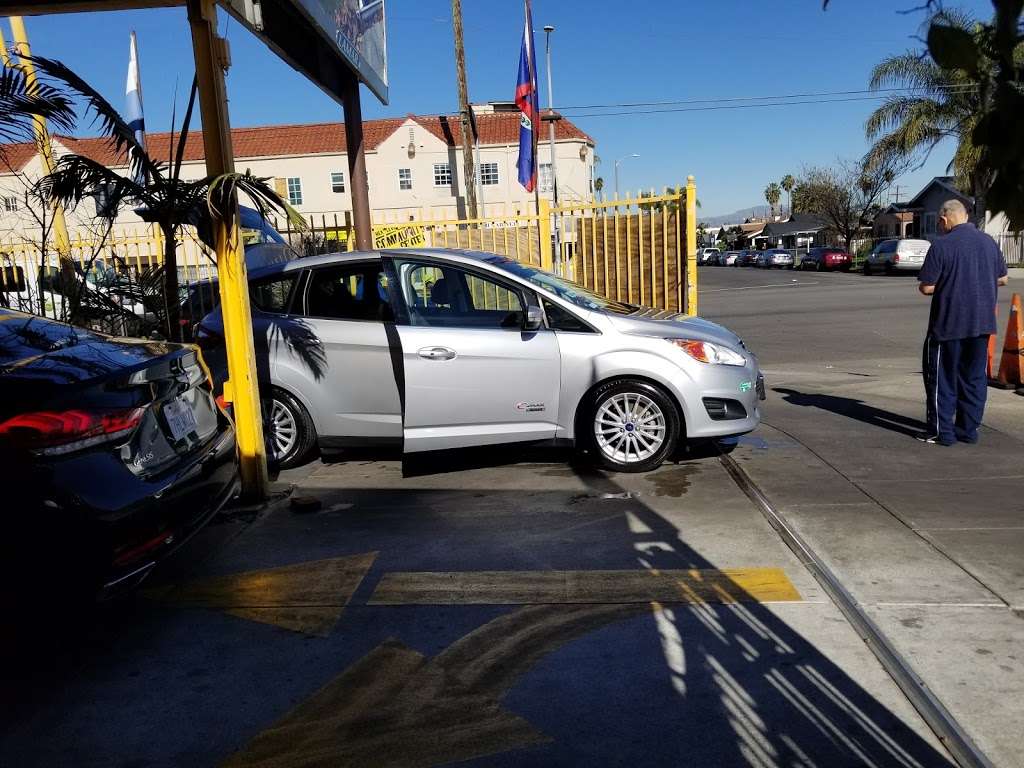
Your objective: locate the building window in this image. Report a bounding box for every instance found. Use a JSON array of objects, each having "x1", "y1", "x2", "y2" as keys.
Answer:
[
  {"x1": 538, "y1": 163, "x2": 552, "y2": 193},
  {"x1": 330, "y1": 171, "x2": 345, "y2": 193},
  {"x1": 3, "y1": 196, "x2": 18, "y2": 212},
  {"x1": 286, "y1": 177, "x2": 303, "y2": 206},
  {"x1": 479, "y1": 162, "x2": 499, "y2": 186},
  {"x1": 433, "y1": 163, "x2": 451, "y2": 187},
  {"x1": 398, "y1": 168, "x2": 412, "y2": 191},
  {"x1": 924, "y1": 212, "x2": 937, "y2": 236}
]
